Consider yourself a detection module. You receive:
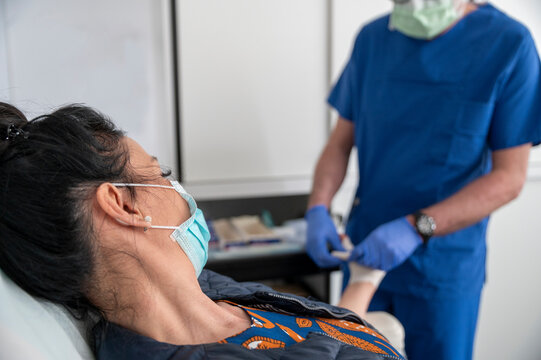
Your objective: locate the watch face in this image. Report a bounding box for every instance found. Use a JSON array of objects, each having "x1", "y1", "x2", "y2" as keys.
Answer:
[{"x1": 417, "y1": 215, "x2": 436, "y2": 236}]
